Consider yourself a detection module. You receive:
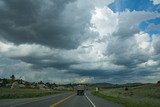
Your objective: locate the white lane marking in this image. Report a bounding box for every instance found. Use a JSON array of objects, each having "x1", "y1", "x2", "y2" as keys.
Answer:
[
  {"x1": 85, "y1": 93, "x2": 96, "y2": 107},
  {"x1": 10, "y1": 93, "x2": 67, "y2": 107}
]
